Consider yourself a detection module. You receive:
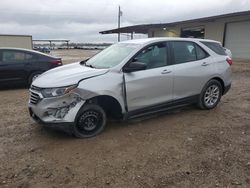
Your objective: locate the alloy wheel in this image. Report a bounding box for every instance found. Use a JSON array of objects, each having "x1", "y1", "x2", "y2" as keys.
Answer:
[{"x1": 204, "y1": 84, "x2": 220, "y2": 107}]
